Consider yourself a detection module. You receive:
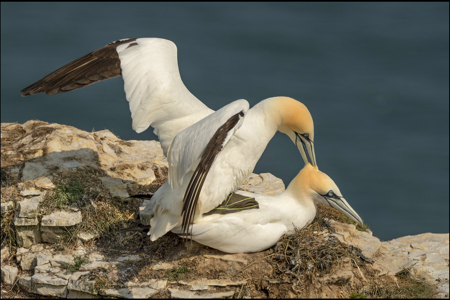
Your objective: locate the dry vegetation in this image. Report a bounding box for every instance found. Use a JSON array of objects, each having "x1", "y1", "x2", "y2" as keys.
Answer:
[
  {"x1": 1, "y1": 163, "x2": 439, "y2": 299},
  {"x1": 0, "y1": 121, "x2": 439, "y2": 298}
]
